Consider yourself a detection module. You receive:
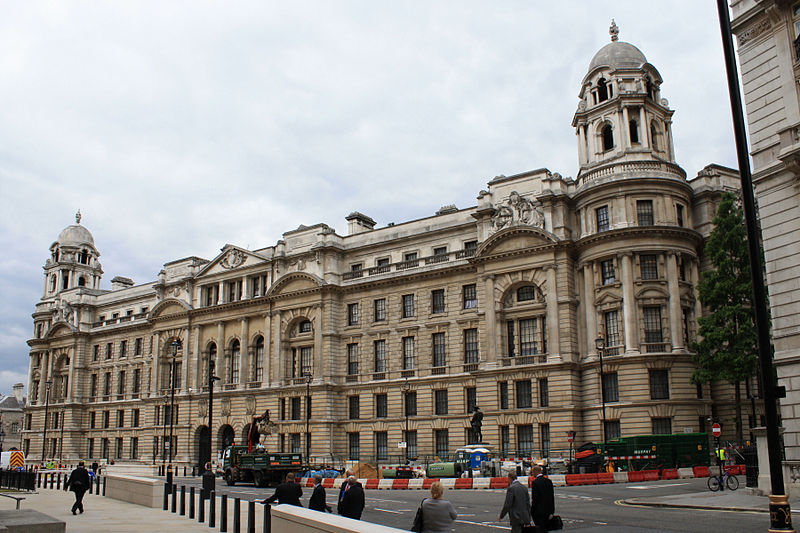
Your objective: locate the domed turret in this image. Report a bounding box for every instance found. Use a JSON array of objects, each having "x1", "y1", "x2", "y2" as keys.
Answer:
[
  {"x1": 572, "y1": 20, "x2": 676, "y2": 171},
  {"x1": 43, "y1": 211, "x2": 103, "y2": 297}
]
